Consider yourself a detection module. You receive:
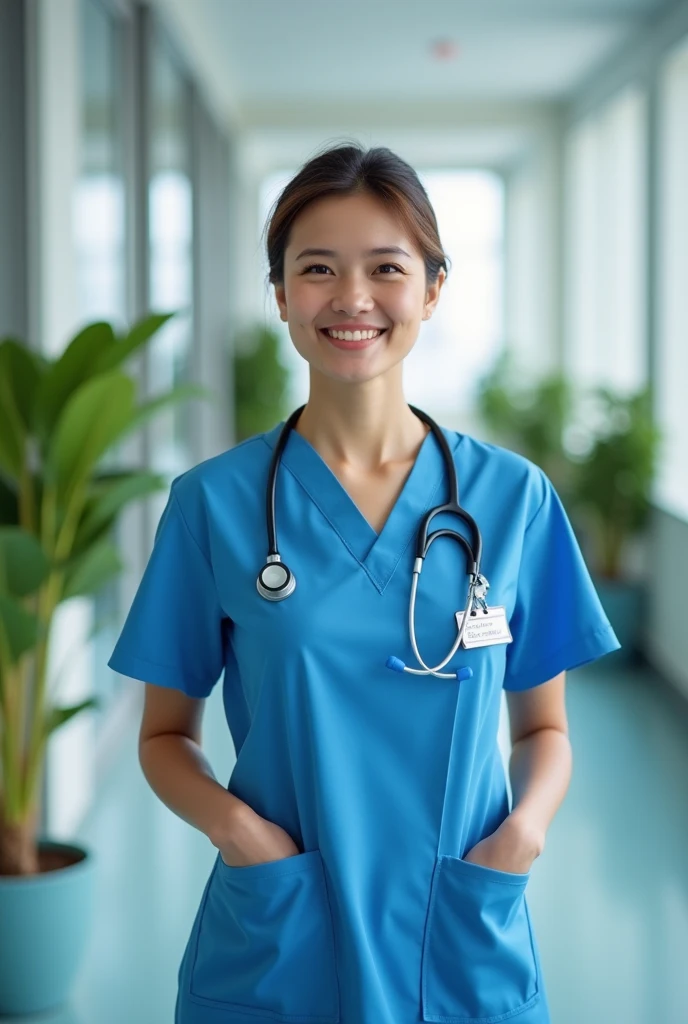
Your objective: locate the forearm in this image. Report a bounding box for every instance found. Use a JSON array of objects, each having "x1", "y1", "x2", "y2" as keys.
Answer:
[
  {"x1": 507, "y1": 727, "x2": 572, "y2": 852},
  {"x1": 138, "y1": 733, "x2": 251, "y2": 850}
]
